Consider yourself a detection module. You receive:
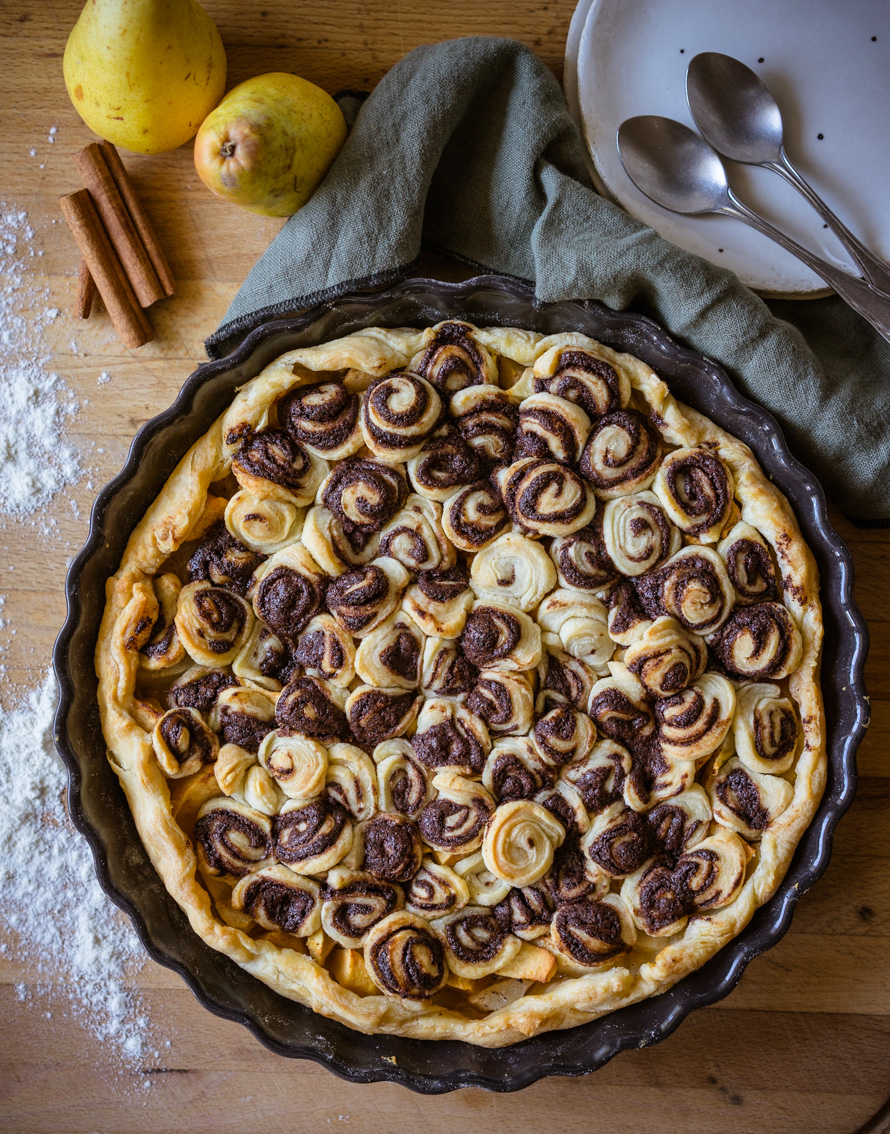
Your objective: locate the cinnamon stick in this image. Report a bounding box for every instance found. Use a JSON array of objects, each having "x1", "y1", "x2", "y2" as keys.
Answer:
[
  {"x1": 59, "y1": 190, "x2": 153, "y2": 349},
  {"x1": 99, "y1": 140, "x2": 175, "y2": 298},
  {"x1": 73, "y1": 143, "x2": 165, "y2": 308},
  {"x1": 75, "y1": 256, "x2": 96, "y2": 320}
]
